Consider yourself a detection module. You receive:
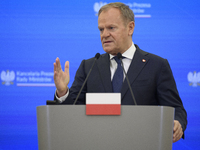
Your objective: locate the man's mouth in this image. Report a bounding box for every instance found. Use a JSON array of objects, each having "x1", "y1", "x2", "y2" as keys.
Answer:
[{"x1": 103, "y1": 41, "x2": 112, "y2": 44}]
